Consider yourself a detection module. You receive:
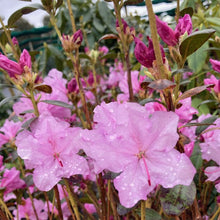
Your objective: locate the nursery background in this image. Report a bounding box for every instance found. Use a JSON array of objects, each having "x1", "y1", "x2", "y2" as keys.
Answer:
[{"x1": 0, "y1": 0, "x2": 220, "y2": 219}]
